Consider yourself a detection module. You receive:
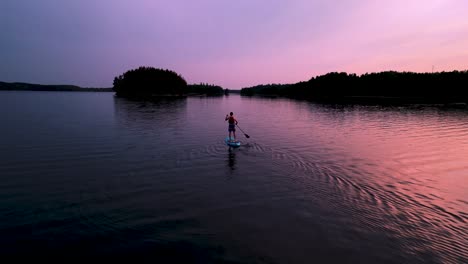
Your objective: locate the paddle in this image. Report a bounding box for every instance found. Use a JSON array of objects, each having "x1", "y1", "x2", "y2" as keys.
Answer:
[{"x1": 236, "y1": 124, "x2": 250, "y2": 138}]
